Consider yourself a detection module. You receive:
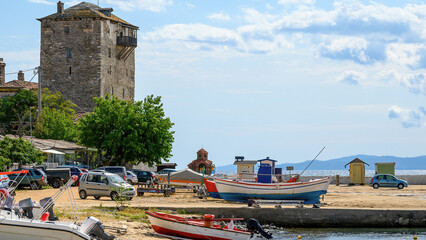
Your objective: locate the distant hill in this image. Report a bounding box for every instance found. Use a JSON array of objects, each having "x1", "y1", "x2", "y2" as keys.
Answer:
[{"x1": 215, "y1": 155, "x2": 426, "y2": 174}]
